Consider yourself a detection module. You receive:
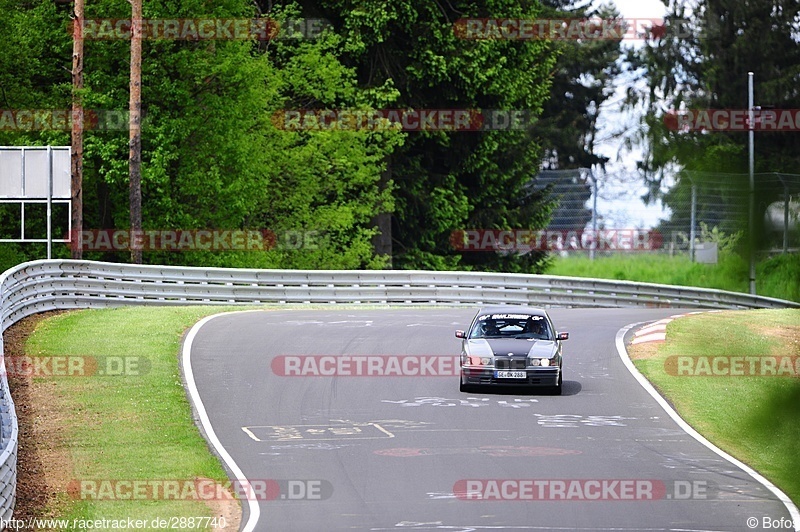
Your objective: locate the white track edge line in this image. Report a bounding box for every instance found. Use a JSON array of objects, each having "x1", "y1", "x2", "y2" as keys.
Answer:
[
  {"x1": 182, "y1": 311, "x2": 263, "y2": 532},
  {"x1": 616, "y1": 321, "x2": 800, "y2": 531}
]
